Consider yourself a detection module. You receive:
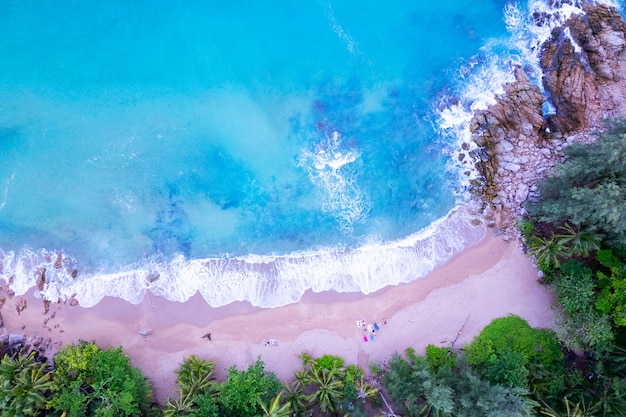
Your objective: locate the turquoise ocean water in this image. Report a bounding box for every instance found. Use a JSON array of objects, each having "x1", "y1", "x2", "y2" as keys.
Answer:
[{"x1": 0, "y1": 0, "x2": 621, "y2": 307}]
